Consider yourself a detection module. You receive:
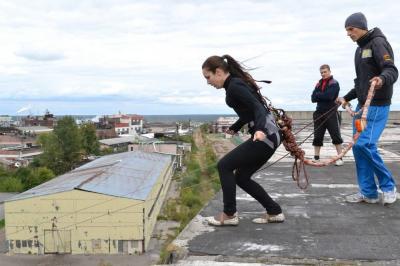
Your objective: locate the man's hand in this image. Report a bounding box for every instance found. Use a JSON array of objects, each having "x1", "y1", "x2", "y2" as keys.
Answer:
[
  {"x1": 370, "y1": 76, "x2": 383, "y2": 89},
  {"x1": 336, "y1": 97, "x2": 349, "y2": 109},
  {"x1": 253, "y1": 130, "x2": 266, "y2": 141}
]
